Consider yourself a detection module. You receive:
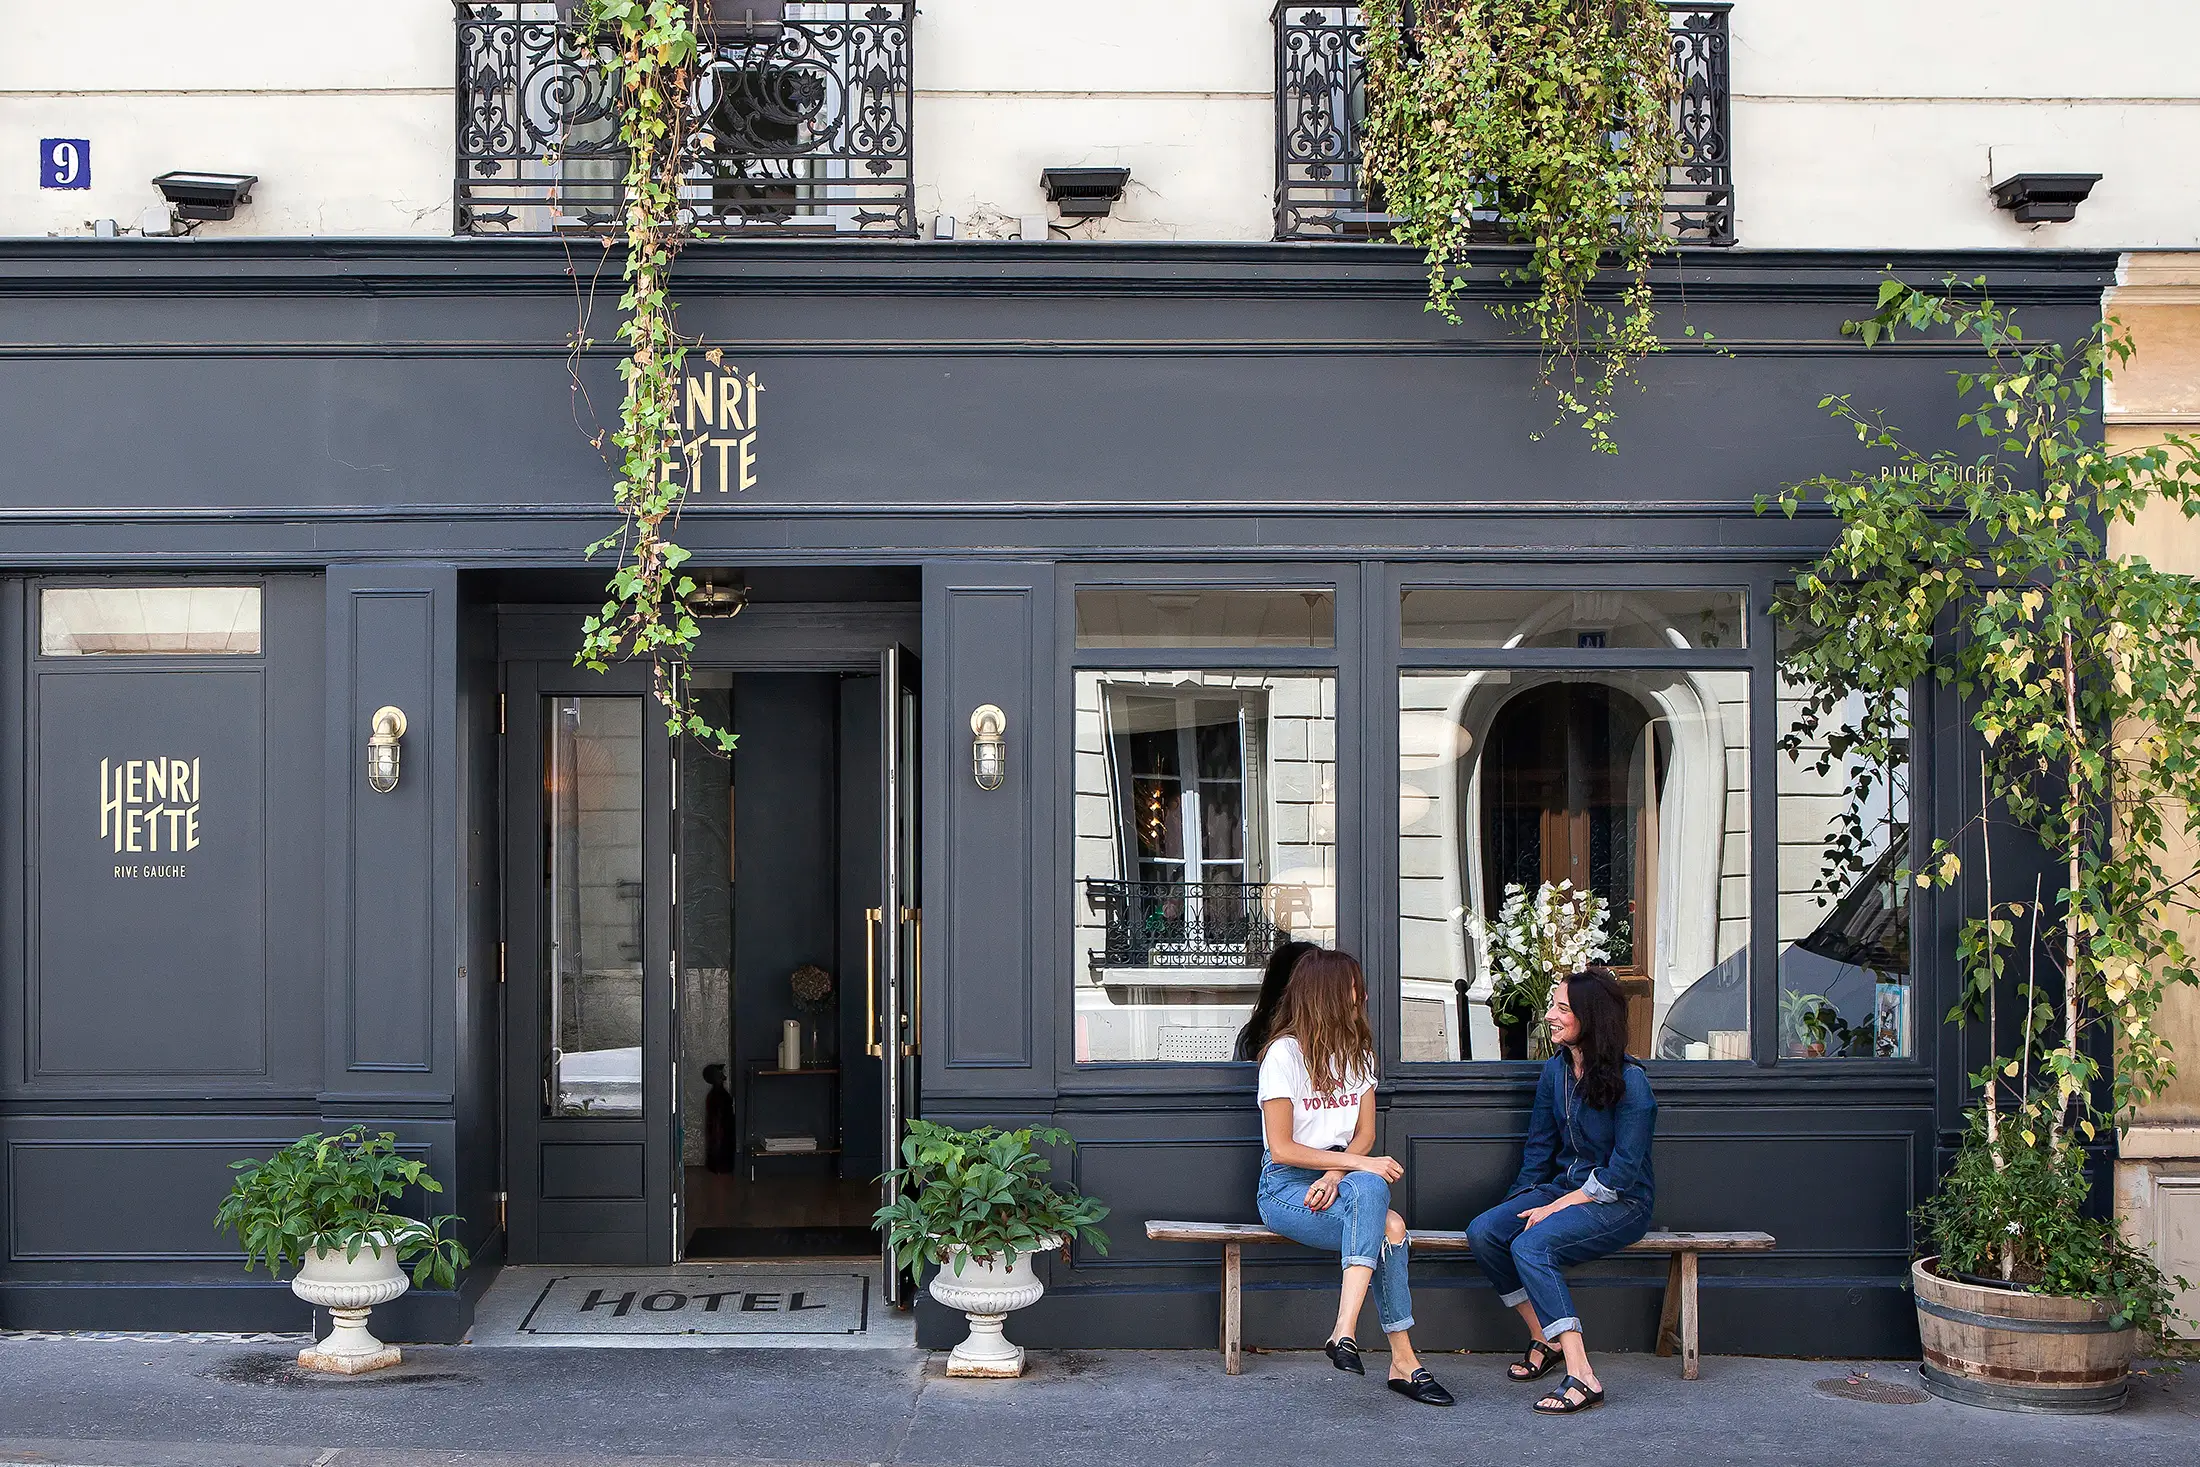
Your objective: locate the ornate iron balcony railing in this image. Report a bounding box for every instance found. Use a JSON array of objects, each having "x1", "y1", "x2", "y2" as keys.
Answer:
[
  {"x1": 1273, "y1": 2, "x2": 1734, "y2": 244},
  {"x1": 456, "y1": 3, "x2": 914, "y2": 237},
  {"x1": 1084, "y1": 879, "x2": 1283, "y2": 971}
]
